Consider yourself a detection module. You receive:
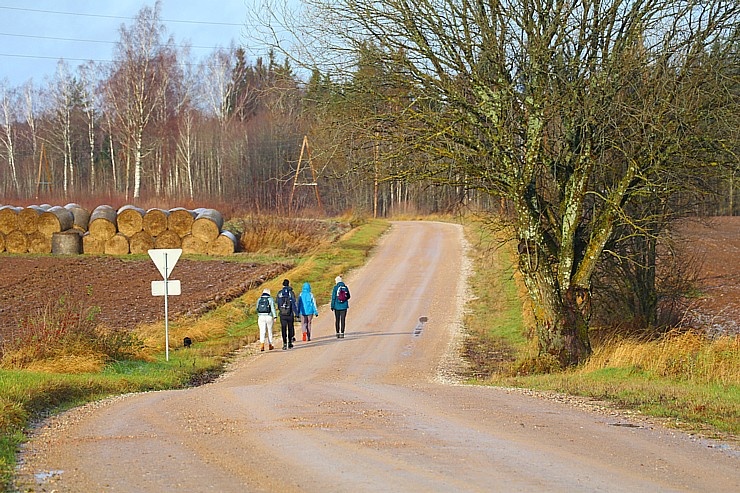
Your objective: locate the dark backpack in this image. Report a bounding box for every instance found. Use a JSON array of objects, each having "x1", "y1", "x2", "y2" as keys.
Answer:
[
  {"x1": 337, "y1": 285, "x2": 350, "y2": 303},
  {"x1": 257, "y1": 295, "x2": 271, "y2": 314},
  {"x1": 278, "y1": 288, "x2": 293, "y2": 316}
]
